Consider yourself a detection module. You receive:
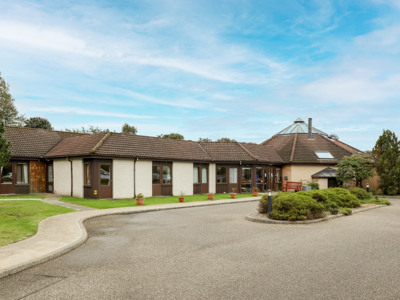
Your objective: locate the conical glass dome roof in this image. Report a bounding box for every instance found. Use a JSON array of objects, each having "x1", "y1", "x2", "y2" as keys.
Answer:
[{"x1": 274, "y1": 118, "x2": 328, "y2": 136}]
